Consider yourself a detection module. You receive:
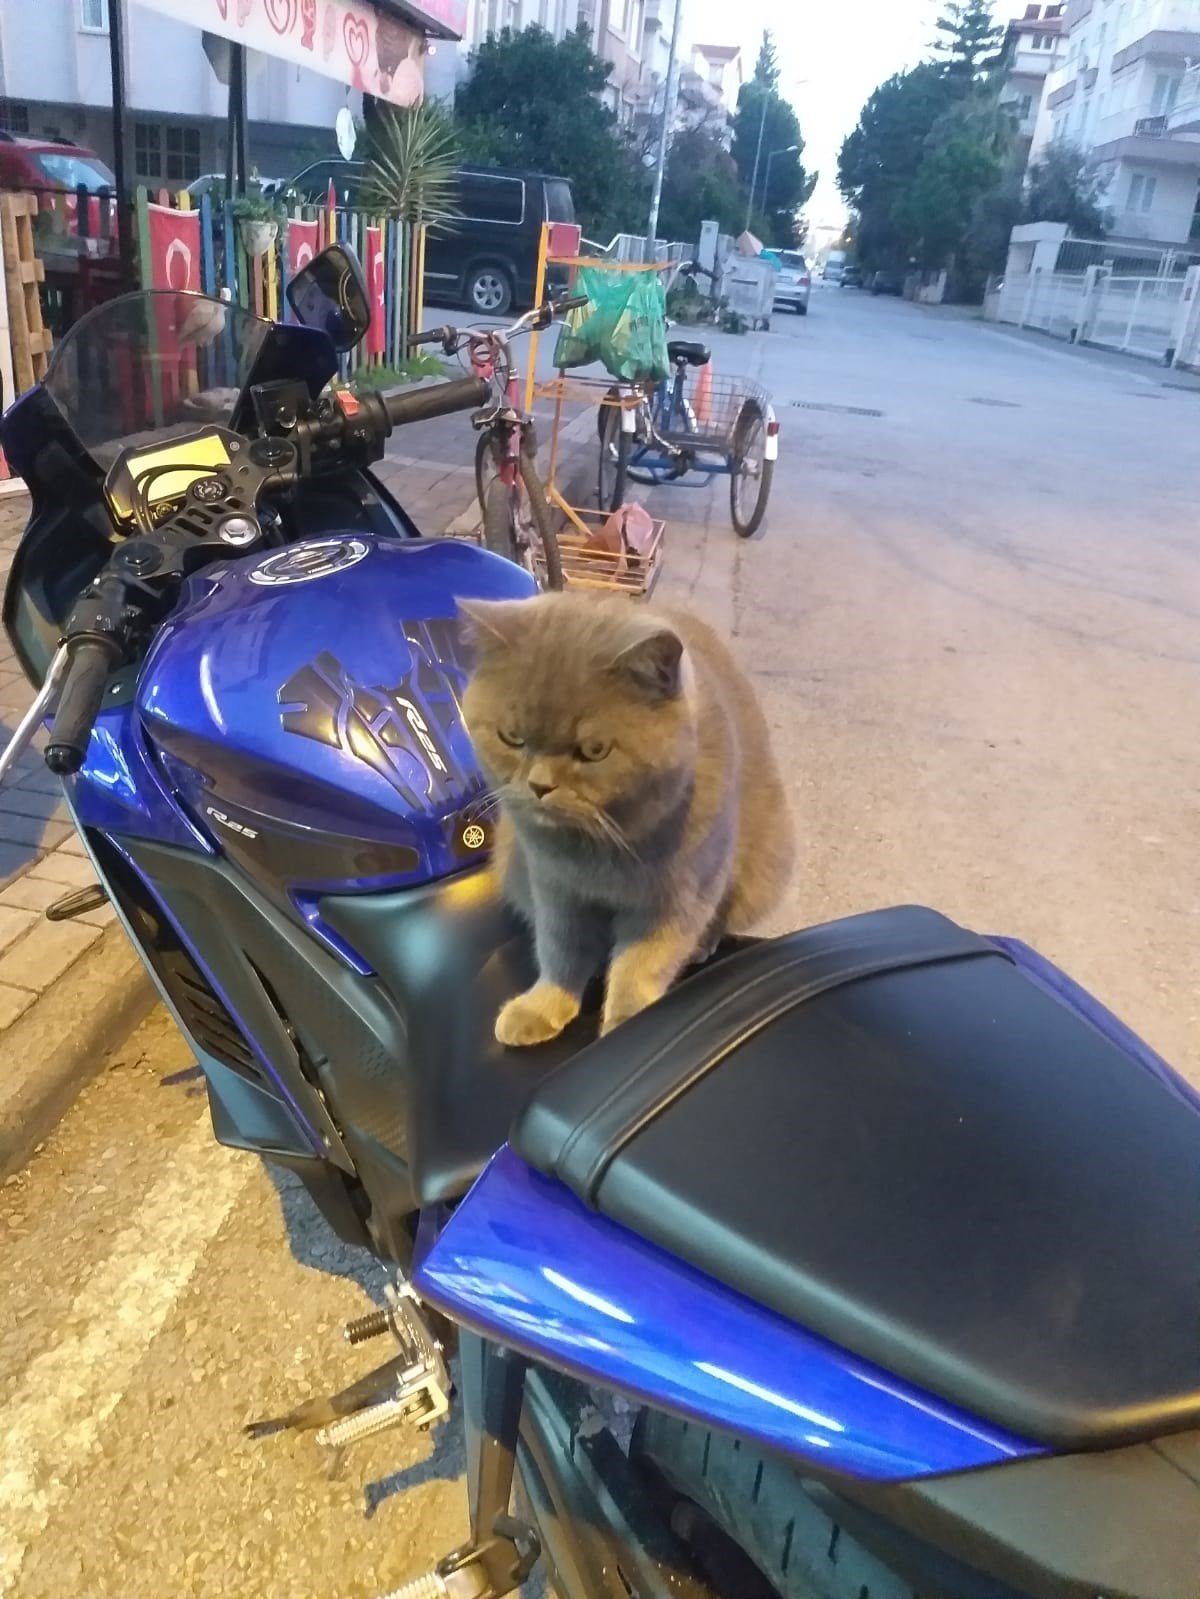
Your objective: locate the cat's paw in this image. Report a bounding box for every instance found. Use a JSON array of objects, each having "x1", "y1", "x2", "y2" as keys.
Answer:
[{"x1": 495, "y1": 983, "x2": 581, "y2": 1048}]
